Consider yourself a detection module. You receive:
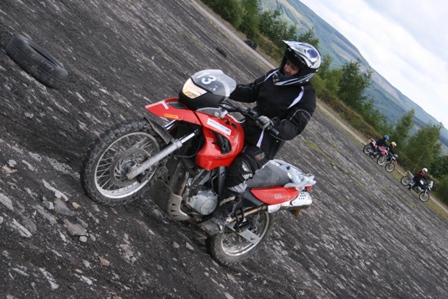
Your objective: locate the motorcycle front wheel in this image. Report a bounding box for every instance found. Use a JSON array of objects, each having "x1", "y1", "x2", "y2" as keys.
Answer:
[
  {"x1": 401, "y1": 176, "x2": 411, "y2": 186},
  {"x1": 81, "y1": 120, "x2": 164, "y2": 206},
  {"x1": 377, "y1": 155, "x2": 387, "y2": 166},
  {"x1": 207, "y1": 211, "x2": 276, "y2": 265},
  {"x1": 419, "y1": 191, "x2": 430, "y2": 202},
  {"x1": 385, "y1": 162, "x2": 395, "y2": 172}
]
